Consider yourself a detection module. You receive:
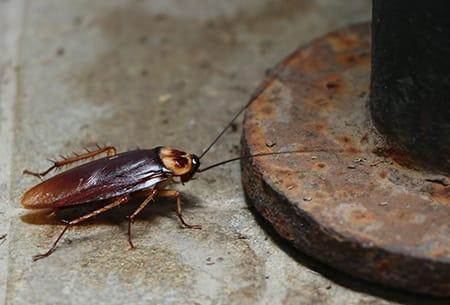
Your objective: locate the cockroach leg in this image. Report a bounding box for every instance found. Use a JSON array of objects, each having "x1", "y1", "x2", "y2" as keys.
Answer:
[
  {"x1": 32, "y1": 223, "x2": 70, "y2": 261},
  {"x1": 0, "y1": 234, "x2": 6, "y2": 245},
  {"x1": 23, "y1": 146, "x2": 117, "y2": 179},
  {"x1": 32, "y1": 195, "x2": 128, "y2": 261},
  {"x1": 157, "y1": 189, "x2": 202, "y2": 229},
  {"x1": 127, "y1": 189, "x2": 157, "y2": 249}
]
